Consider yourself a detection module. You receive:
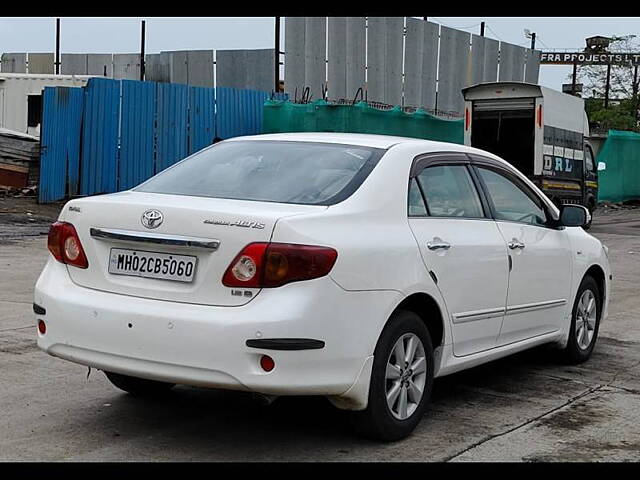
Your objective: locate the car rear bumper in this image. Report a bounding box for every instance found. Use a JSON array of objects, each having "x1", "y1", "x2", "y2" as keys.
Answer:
[{"x1": 34, "y1": 260, "x2": 400, "y2": 397}]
